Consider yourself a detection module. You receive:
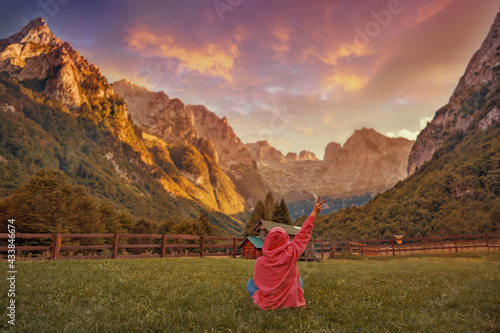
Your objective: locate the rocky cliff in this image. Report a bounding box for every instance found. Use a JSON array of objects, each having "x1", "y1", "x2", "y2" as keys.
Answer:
[
  {"x1": 246, "y1": 128, "x2": 414, "y2": 216},
  {"x1": 246, "y1": 141, "x2": 287, "y2": 166},
  {"x1": 0, "y1": 18, "x2": 113, "y2": 109},
  {"x1": 187, "y1": 105, "x2": 269, "y2": 206},
  {"x1": 112, "y1": 79, "x2": 266, "y2": 208},
  {"x1": 408, "y1": 12, "x2": 500, "y2": 175}
]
